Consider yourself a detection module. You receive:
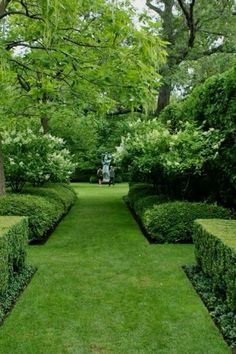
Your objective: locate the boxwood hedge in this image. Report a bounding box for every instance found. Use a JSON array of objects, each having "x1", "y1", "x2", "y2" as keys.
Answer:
[
  {"x1": 143, "y1": 201, "x2": 232, "y2": 243},
  {"x1": 133, "y1": 195, "x2": 168, "y2": 218},
  {"x1": 127, "y1": 183, "x2": 156, "y2": 208},
  {"x1": 193, "y1": 219, "x2": 236, "y2": 311},
  {"x1": 0, "y1": 216, "x2": 28, "y2": 296},
  {"x1": 0, "y1": 184, "x2": 76, "y2": 242}
]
